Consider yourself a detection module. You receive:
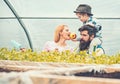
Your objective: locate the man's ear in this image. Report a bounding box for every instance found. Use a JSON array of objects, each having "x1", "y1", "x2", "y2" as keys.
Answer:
[{"x1": 90, "y1": 34, "x2": 94, "y2": 40}]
